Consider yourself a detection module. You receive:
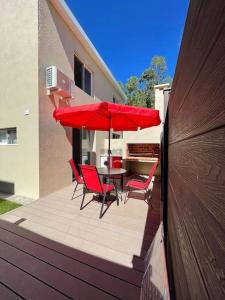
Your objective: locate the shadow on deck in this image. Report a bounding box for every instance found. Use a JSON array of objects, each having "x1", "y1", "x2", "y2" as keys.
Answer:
[{"x1": 0, "y1": 177, "x2": 161, "y2": 299}]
